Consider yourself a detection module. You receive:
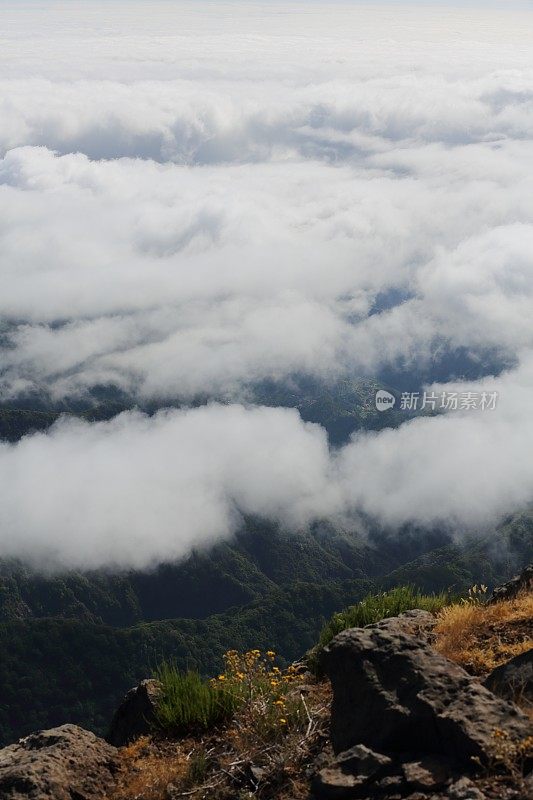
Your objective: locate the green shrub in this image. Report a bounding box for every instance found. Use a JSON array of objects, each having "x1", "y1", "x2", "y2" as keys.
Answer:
[
  {"x1": 154, "y1": 662, "x2": 241, "y2": 735},
  {"x1": 308, "y1": 585, "x2": 450, "y2": 674}
]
